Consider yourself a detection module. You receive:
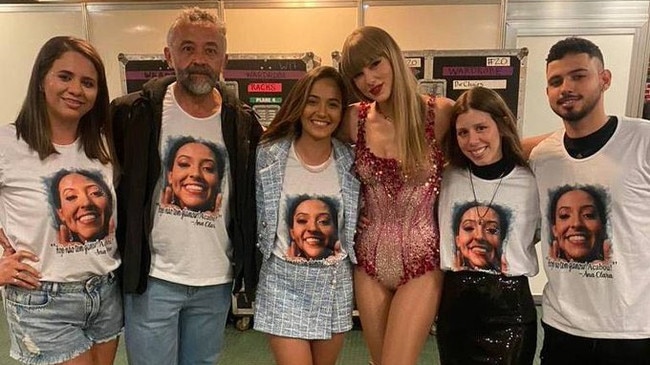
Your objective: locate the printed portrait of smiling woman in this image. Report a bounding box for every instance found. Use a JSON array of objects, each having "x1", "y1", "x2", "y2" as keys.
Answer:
[
  {"x1": 48, "y1": 168, "x2": 114, "y2": 244},
  {"x1": 286, "y1": 195, "x2": 341, "y2": 261},
  {"x1": 548, "y1": 184, "x2": 611, "y2": 263},
  {"x1": 451, "y1": 201, "x2": 511, "y2": 272},
  {"x1": 162, "y1": 136, "x2": 226, "y2": 213}
]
